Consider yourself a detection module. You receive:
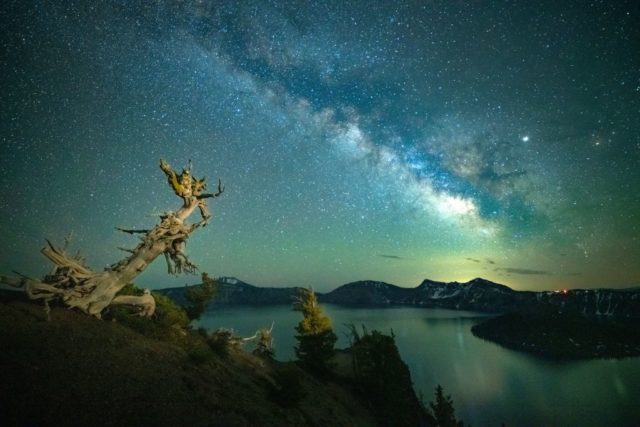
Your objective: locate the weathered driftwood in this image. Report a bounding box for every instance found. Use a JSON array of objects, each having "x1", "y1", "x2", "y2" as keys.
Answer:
[
  {"x1": 253, "y1": 322, "x2": 275, "y2": 357},
  {"x1": 0, "y1": 159, "x2": 223, "y2": 319},
  {"x1": 211, "y1": 322, "x2": 275, "y2": 349}
]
